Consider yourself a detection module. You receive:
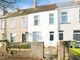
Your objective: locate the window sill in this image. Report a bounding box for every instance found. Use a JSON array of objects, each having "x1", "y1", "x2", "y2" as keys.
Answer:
[
  {"x1": 49, "y1": 23, "x2": 54, "y2": 25},
  {"x1": 10, "y1": 27, "x2": 16, "y2": 29},
  {"x1": 60, "y1": 22, "x2": 70, "y2": 24},
  {"x1": 21, "y1": 26, "x2": 28, "y2": 28}
]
